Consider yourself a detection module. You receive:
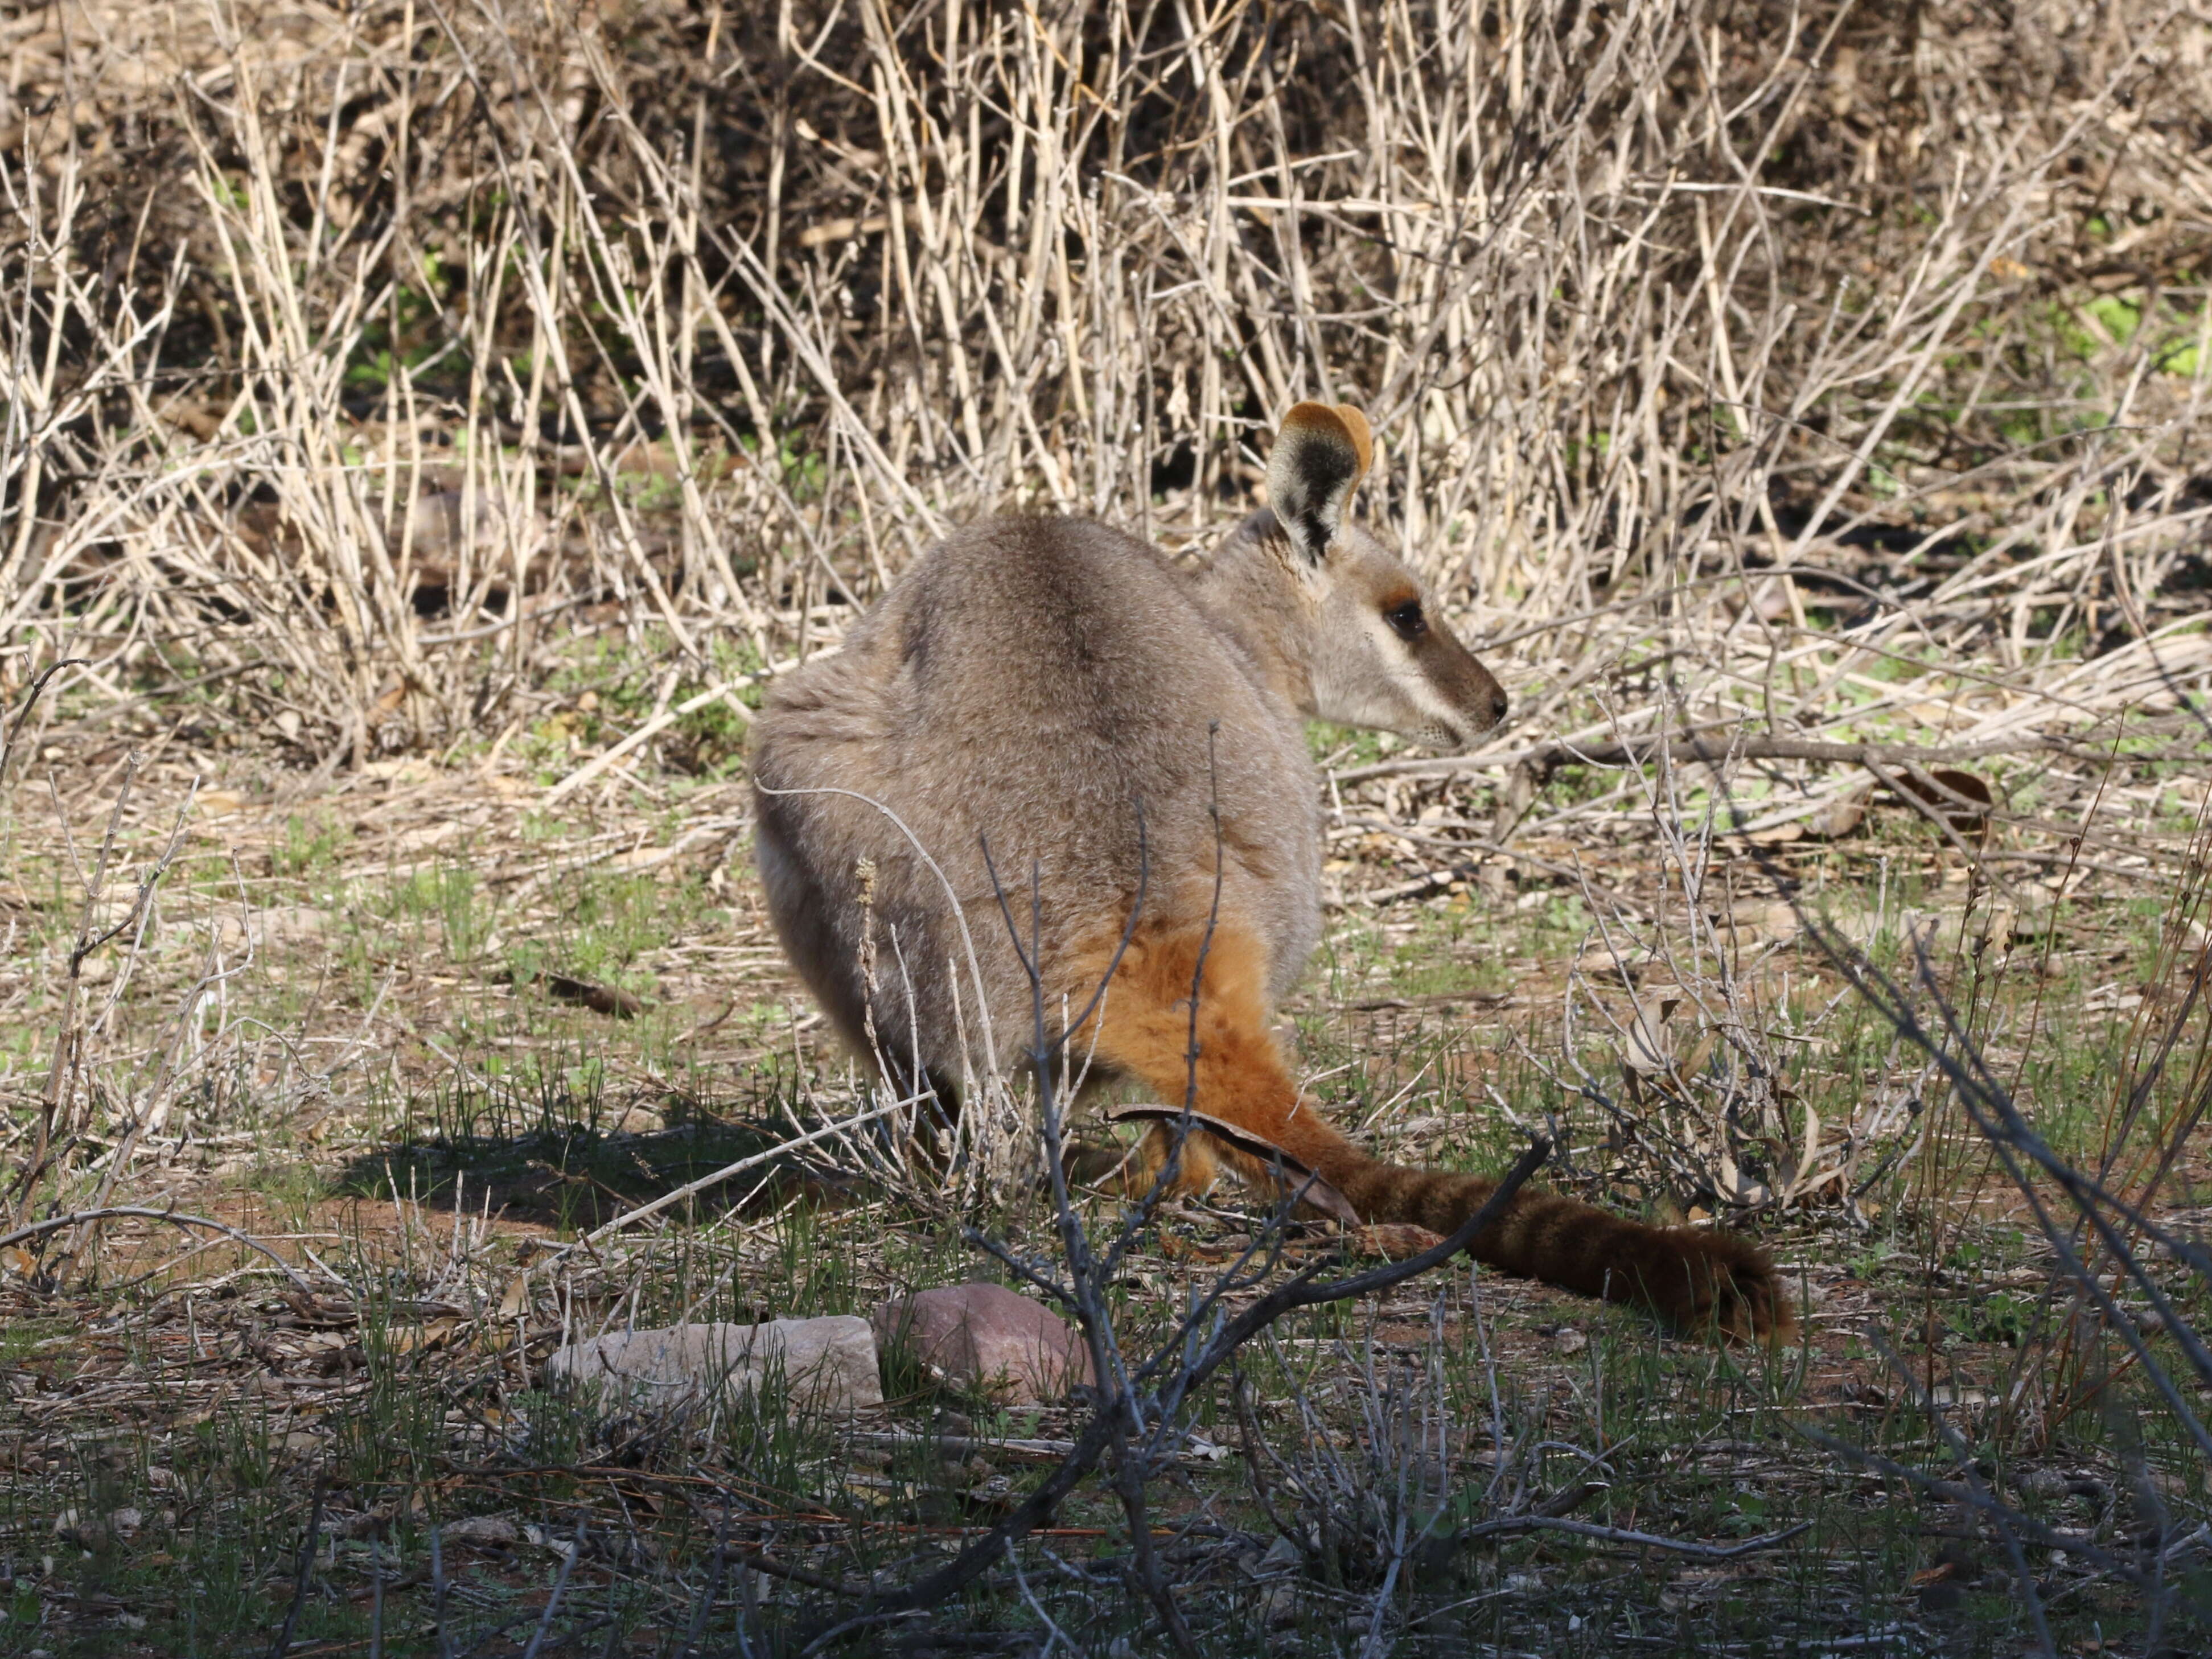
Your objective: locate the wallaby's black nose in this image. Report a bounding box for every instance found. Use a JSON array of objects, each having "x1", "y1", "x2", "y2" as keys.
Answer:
[{"x1": 1488, "y1": 686, "x2": 1510, "y2": 726}]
